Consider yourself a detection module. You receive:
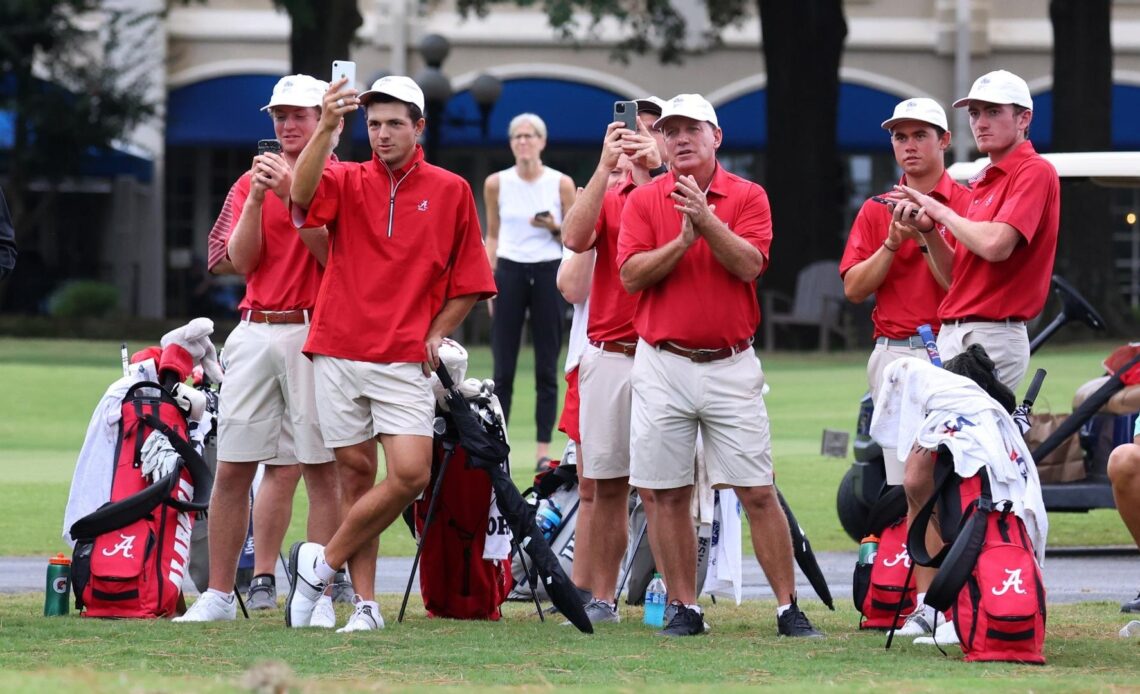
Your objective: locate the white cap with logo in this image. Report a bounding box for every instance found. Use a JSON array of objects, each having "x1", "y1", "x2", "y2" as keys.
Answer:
[
  {"x1": 634, "y1": 96, "x2": 667, "y2": 116},
  {"x1": 952, "y1": 69, "x2": 1033, "y2": 110},
  {"x1": 359, "y1": 75, "x2": 426, "y2": 112},
  {"x1": 261, "y1": 74, "x2": 329, "y2": 112},
  {"x1": 881, "y1": 97, "x2": 949, "y2": 132},
  {"x1": 653, "y1": 94, "x2": 719, "y2": 129}
]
